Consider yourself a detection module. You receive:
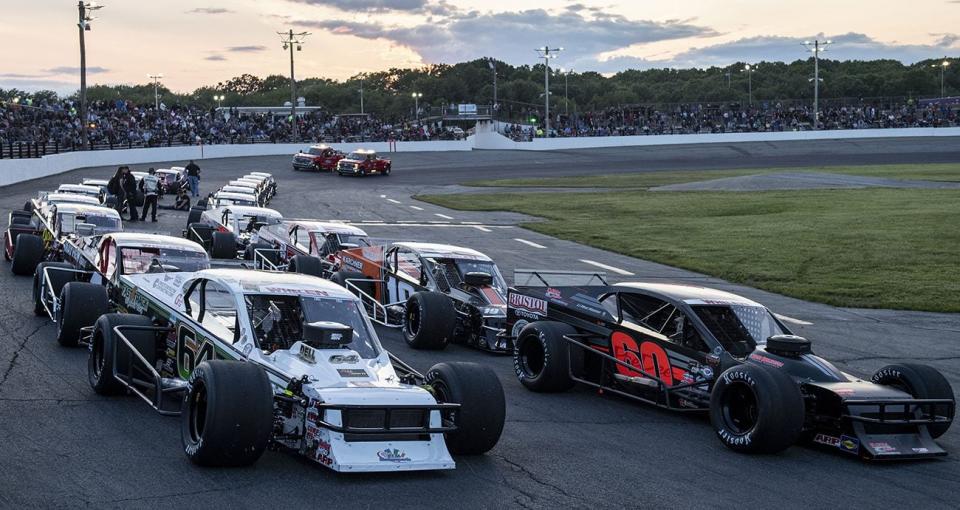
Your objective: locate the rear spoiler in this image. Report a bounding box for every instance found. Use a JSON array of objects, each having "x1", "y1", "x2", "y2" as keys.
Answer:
[{"x1": 513, "y1": 269, "x2": 608, "y2": 287}]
